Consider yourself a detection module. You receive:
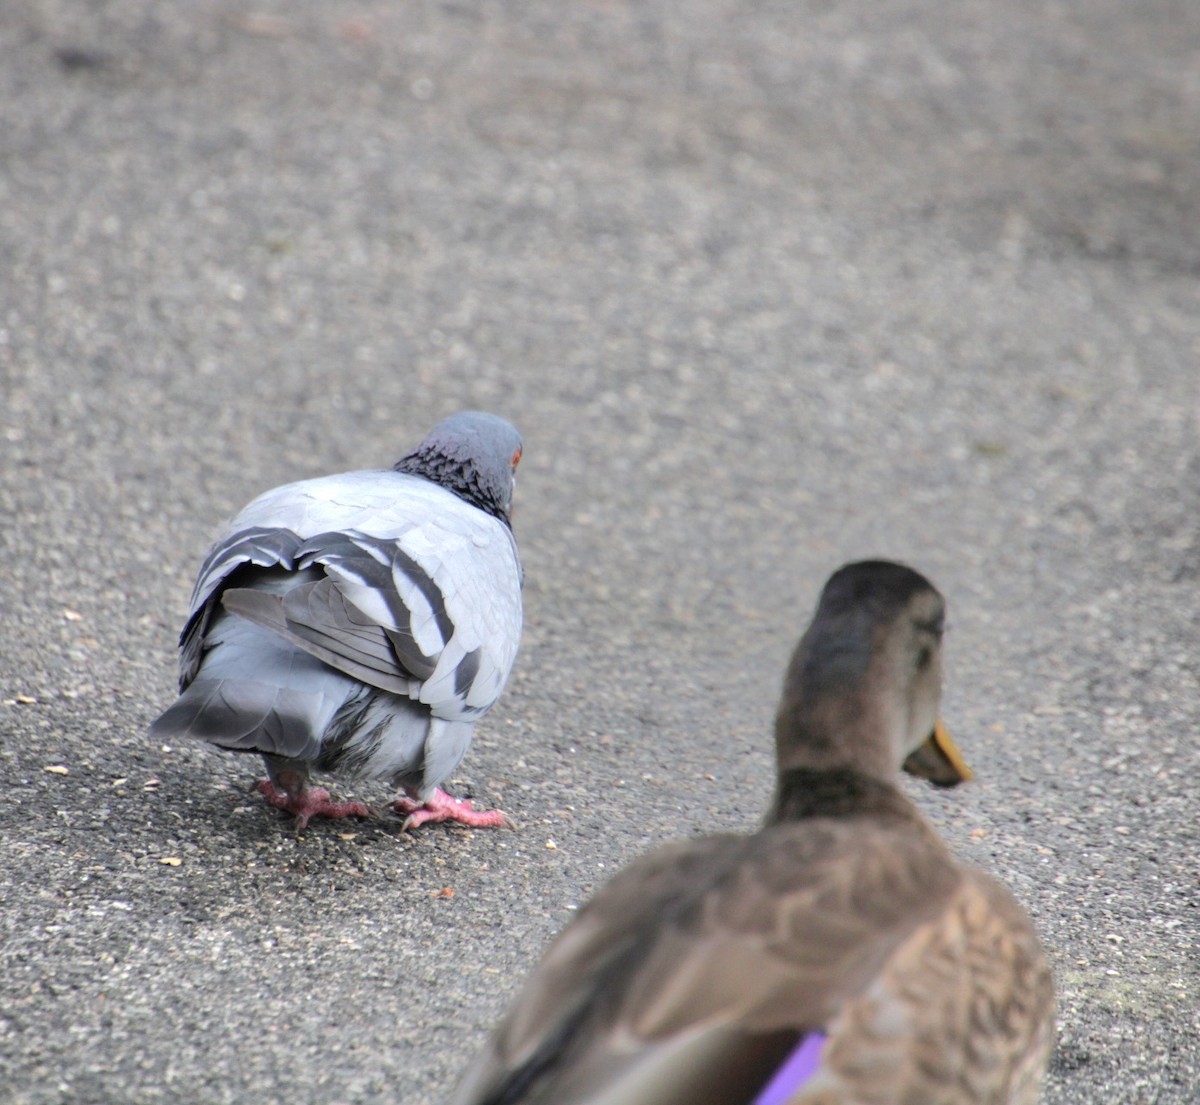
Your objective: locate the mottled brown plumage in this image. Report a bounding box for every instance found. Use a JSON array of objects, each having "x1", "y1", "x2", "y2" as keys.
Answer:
[{"x1": 451, "y1": 561, "x2": 1054, "y2": 1105}]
